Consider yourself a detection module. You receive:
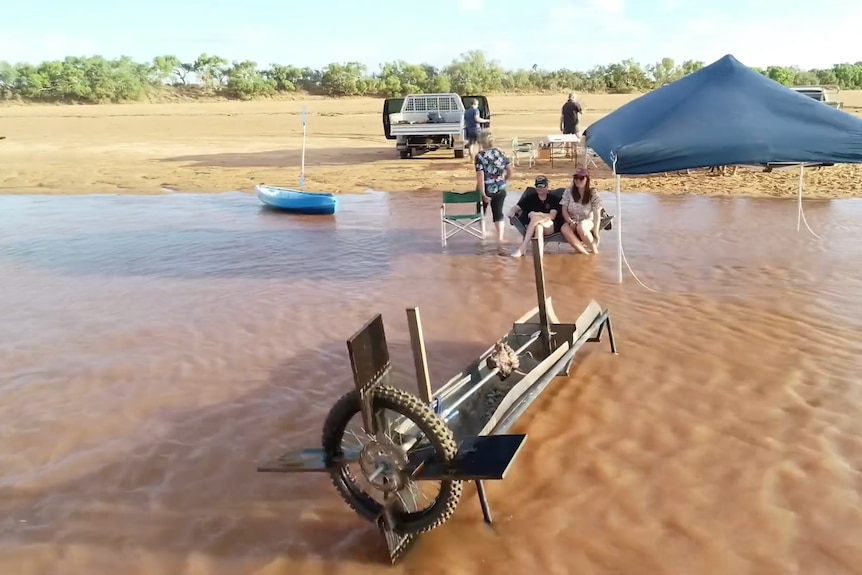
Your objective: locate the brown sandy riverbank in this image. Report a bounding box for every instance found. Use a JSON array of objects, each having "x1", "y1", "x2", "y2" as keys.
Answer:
[{"x1": 3, "y1": 92, "x2": 862, "y2": 198}]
